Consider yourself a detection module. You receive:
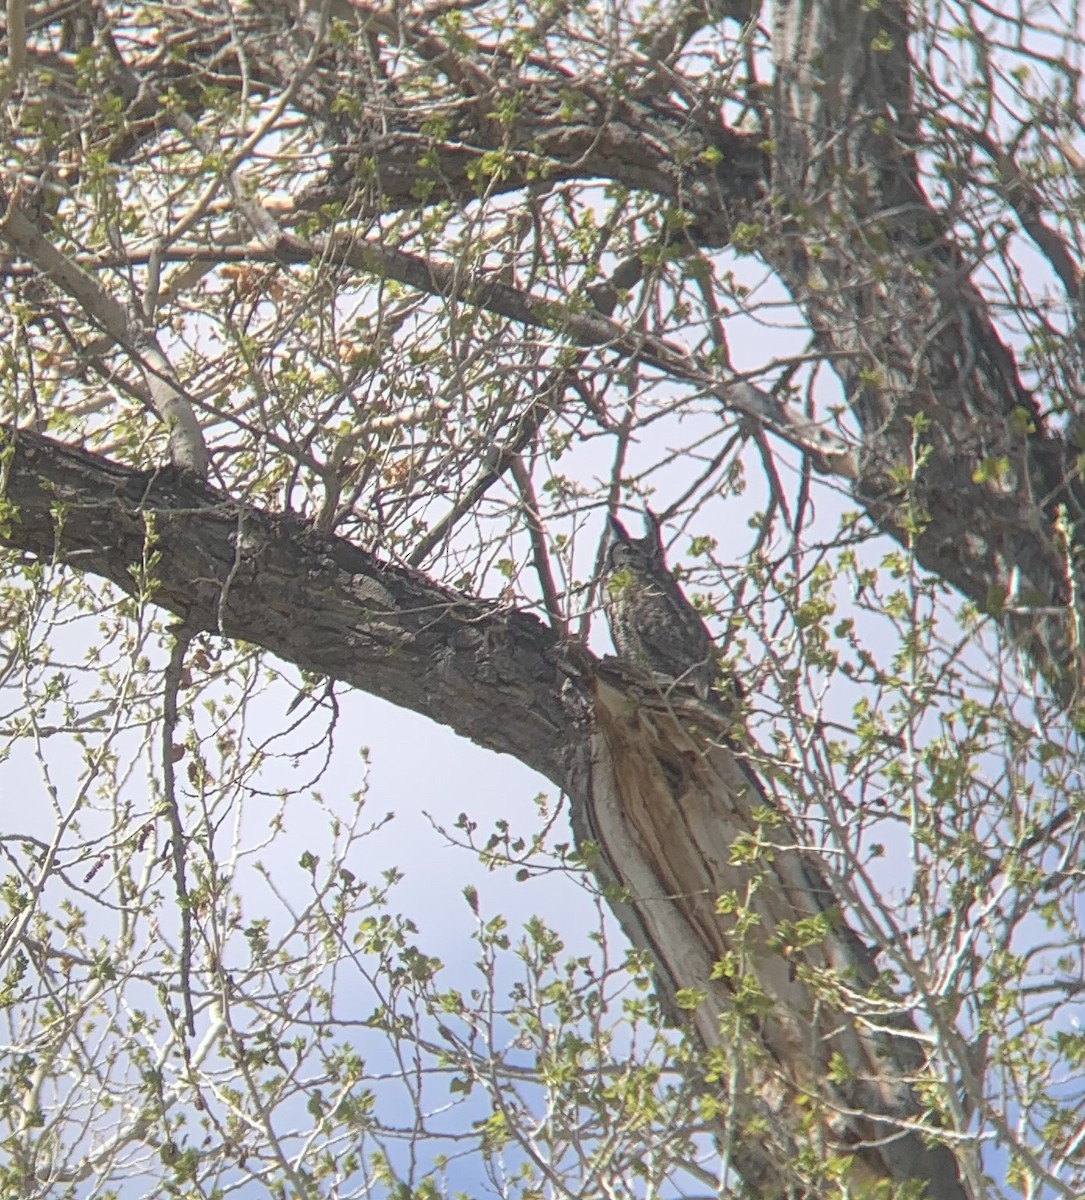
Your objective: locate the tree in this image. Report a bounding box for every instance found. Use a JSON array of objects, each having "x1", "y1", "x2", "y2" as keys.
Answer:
[{"x1": 0, "y1": 1, "x2": 1082, "y2": 1197}]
